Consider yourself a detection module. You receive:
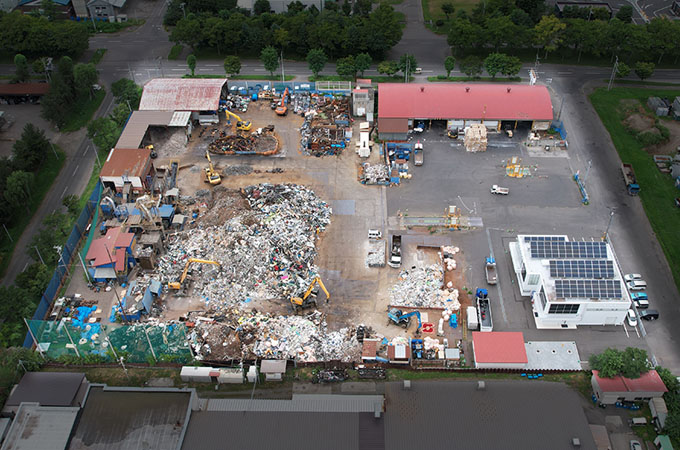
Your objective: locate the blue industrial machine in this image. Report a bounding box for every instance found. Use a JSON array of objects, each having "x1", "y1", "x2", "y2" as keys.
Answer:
[{"x1": 387, "y1": 308, "x2": 422, "y2": 334}]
